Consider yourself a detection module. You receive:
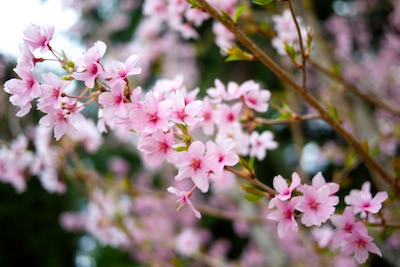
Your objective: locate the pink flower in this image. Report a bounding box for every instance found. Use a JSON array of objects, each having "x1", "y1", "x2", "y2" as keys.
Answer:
[
  {"x1": 138, "y1": 129, "x2": 176, "y2": 167},
  {"x1": 98, "y1": 79, "x2": 130, "y2": 123},
  {"x1": 249, "y1": 131, "x2": 278, "y2": 161},
  {"x1": 23, "y1": 24, "x2": 54, "y2": 52},
  {"x1": 272, "y1": 172, "x2": 301, "y2": 201},
  {"x1": 212, "y1": 22, "x2": 235, "y2": 53},
  {"x1": 130, "y1": 91, "x2": 172, "y2": 134},
  {"x1": 39, "y1": 102, "x2": 86, "y2": 140},
  {"x1": 38, "y1": 72, "x2": 70, "y2": 110},
  {"x1": 72, "y1": 41, "x2": 107, "y2": 88},
  {"x1": 295, "y1": 174, "x2": 339, "y2": 227},
  {"x1": 103, "y1": 54, "x2": 141, "y2": 81},
  {"x1": 4, "y1": 63, "x2": 41, "y2": 116},
  {"x1": 266, "y1": 198, "x2": 299, "y2": 238},
  {"x1": 344, "y1": 181, "x2": 388, "y2": 216},
  {"x1": 216, "y1": 102, "x2": 242, "y2": 127},
  {"x1": 175, "y1": 141, "x2": 212, "y2": 193},
  {"x1": 167, "y1": 186, "x2": 201, "y2": 219},
  {"x1": 330, "y1": 207, "x2": 365, "y2": 249},
  {"x1": 169, "y1": 90, "x2": 203, "y2": 126},
  {"x1": 205, "y1": 139, "x2": 239, "y2": 177},
  {"x1": 198, "y1": 96, "x2": 215, "y2": 135},
  {"x1": 207, "y1": 79, "x2": 228, "y2": 103},
  {"x1": 241, "y1": 82, "x2": 271, "y2": 112},
  {"x1": 340, "y1": 226, "x2": 382, "y2": 264}
]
